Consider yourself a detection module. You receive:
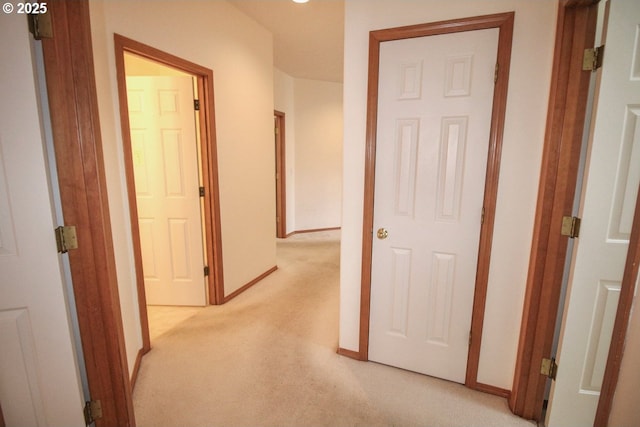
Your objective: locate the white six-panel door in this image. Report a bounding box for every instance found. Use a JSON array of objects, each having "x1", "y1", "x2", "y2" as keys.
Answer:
[
  {"x1": 127, "y1": 76, "x2": 206, "y2": 306},
  {"x1": 0, "y1": 14, "x2": 85, "y2": 426},
  {"x1": 546, "y1": 0, "x2": 640, "y2": 425},
  {"x1": 369, "y1": 29, "x2": 499, "y2": 383}
]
